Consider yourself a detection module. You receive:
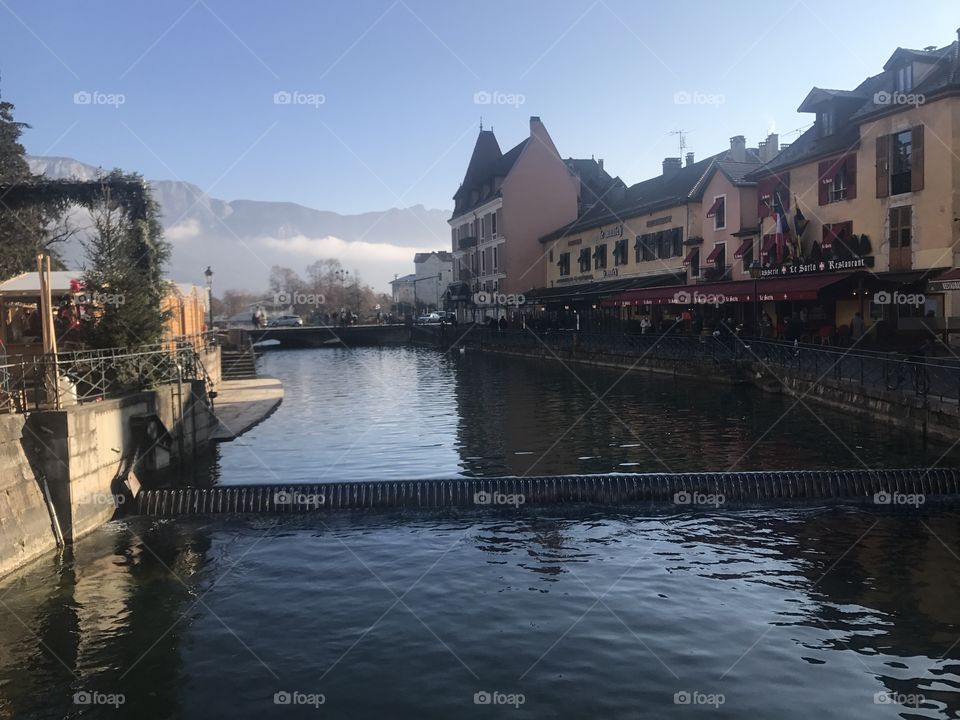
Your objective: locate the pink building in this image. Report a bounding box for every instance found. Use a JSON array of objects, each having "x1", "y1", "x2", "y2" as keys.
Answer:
[{"x1": 448, "y1": 117, "x2": 616, "y2": 321}]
